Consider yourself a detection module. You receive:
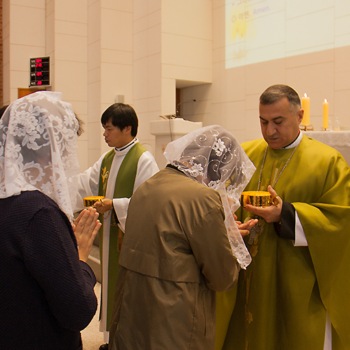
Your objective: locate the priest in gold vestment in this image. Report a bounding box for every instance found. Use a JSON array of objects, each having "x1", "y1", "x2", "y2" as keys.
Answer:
[{"x1": 218, "y1": 85, "x2": 350, "y2": 350}]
